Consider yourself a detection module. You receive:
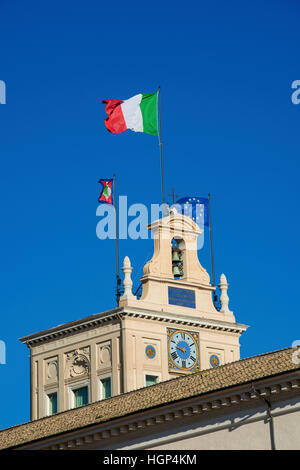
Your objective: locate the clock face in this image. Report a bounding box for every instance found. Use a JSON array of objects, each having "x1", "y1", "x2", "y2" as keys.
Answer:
[{"x1": 167, "y1": 329, "x2": 200, "y2": 371}]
